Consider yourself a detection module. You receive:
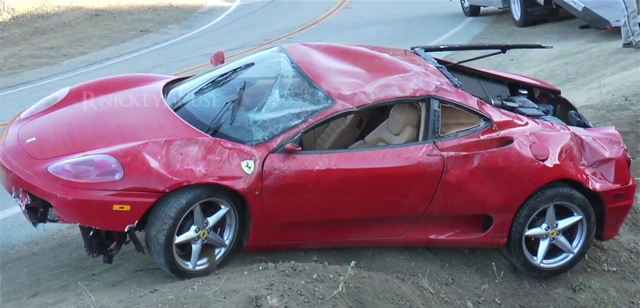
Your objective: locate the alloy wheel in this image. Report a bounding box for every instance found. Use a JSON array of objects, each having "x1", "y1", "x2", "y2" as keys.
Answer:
[
  {"x1": 172, "y1": 197, "x2": 238, "y2": 272},
  {"x1": 521, "y1": 202, "x2": 588, "y2": 269}
]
